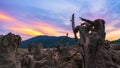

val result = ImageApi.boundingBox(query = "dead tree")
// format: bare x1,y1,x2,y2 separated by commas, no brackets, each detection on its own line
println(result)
72,15,106,68
80,17,106,45
71,14,86,68
71,14,78,43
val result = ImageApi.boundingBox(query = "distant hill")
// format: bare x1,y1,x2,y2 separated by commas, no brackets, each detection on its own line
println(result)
19,35,120,48
19,35,76,48
111,39,120,44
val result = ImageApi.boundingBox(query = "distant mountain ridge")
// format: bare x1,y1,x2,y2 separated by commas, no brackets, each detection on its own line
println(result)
111,39,120,44
19,35,120,48
19,35,76,48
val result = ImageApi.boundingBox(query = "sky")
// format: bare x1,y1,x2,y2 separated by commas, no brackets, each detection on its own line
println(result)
0,0,120,41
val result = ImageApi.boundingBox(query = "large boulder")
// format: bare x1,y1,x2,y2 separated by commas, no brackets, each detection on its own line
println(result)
0,33,21,68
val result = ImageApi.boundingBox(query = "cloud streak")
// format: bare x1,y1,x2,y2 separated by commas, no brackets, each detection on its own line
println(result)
0,0,120,41
0,11,70,40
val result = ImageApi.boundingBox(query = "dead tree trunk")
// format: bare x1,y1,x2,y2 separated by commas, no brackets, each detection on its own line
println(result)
72,15,106,68
71,13,78,42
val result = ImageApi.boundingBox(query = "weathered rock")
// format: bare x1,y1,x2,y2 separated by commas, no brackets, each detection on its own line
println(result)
110,44,120,50
18,43,120,68
95,45,118,68
0,33,21,68
108,48,120,67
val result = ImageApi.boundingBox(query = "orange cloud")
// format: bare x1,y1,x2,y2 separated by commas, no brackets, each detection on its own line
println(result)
33,22,67,36
106,28,120,41
7,26,43,36
105,19,120,41
0,11,68,39
0,11,44,37
0,12,18,22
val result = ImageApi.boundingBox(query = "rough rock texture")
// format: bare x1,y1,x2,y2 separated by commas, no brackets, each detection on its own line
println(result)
21,43,75,68
0,33,21,68
96,45,120,68
19,44,120,68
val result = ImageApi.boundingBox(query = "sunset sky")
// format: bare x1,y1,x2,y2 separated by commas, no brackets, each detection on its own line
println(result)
0,0,120,41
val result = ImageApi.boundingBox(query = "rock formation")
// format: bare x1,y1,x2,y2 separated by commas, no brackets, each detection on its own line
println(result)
0,33,21,68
